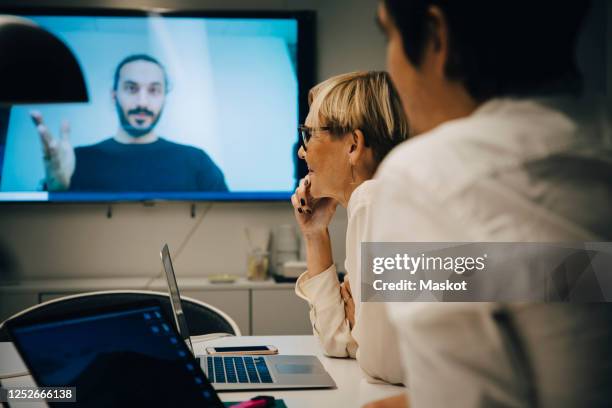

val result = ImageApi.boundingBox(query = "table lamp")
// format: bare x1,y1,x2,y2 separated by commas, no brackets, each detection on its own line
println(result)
0,15,88,105
0,15,88,288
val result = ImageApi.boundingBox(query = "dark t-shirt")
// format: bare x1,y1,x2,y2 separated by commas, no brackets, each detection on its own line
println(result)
69,138,228,192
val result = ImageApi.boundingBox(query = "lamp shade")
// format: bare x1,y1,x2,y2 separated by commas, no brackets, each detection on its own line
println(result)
0,15,88,105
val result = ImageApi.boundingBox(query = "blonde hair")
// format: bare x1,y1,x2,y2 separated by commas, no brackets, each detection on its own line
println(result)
306,71,410,166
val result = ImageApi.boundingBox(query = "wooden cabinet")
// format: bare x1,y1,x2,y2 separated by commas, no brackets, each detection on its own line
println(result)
252,288,312,335
182,289,250,335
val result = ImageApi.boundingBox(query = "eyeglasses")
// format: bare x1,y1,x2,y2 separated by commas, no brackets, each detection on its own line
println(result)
298,125,331,151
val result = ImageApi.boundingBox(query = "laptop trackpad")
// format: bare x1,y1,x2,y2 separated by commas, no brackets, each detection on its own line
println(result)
275,364,318,374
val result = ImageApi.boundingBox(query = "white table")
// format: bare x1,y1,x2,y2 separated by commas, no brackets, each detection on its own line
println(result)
1,336,405,407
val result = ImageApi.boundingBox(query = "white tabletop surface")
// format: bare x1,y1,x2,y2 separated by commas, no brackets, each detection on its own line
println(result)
1,335,406,407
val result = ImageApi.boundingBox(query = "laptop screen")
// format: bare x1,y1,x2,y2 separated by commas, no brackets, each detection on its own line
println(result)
9,303,223,407
161,244,193,349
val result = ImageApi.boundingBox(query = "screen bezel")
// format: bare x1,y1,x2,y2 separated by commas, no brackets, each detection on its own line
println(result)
161,243,193,351
0,6,315,203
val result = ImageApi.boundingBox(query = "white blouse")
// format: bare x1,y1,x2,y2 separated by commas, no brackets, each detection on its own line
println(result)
295,179,404,384
369,96,612,407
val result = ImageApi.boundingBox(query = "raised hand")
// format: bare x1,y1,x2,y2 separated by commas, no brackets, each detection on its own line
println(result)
291,175,337,278
31,111,75,191
291,175,338,237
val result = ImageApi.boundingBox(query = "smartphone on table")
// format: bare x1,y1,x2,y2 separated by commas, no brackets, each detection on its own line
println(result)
205,345,278,355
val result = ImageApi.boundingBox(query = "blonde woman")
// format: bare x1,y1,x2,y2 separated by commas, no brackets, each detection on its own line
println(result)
292,71,409,384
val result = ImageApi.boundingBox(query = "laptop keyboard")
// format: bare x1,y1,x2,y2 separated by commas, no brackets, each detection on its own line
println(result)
204,356,274,384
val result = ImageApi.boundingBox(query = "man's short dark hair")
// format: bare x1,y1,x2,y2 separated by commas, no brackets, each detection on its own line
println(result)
112,54,169,92
383,1,591,101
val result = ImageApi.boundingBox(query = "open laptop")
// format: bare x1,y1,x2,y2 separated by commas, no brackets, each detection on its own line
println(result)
5,300,225,407
160,244,336,391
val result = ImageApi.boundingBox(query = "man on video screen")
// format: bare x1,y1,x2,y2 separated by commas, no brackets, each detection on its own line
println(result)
31,54,228,192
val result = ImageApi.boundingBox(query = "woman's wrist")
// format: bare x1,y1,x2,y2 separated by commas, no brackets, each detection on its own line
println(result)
303,227,329,241
303,229,334,279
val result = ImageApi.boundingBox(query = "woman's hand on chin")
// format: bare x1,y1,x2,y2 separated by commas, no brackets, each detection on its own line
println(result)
291,176,338,239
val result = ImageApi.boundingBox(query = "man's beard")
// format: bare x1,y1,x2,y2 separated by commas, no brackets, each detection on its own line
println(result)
116,101,163,138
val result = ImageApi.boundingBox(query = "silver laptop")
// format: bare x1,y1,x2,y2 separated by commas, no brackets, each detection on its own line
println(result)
160,244,336,391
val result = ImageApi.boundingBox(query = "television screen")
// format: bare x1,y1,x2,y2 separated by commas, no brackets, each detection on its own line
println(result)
0,9,314,202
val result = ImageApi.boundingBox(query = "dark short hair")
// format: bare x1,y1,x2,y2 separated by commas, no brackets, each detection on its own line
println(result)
382,0,591,101
112,54,169,92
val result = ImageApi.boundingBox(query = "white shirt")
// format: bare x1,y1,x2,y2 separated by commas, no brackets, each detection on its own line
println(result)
295,179,404,384
368,96,612,407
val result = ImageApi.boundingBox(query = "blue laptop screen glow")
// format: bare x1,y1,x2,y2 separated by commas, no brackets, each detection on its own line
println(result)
11,305,222,407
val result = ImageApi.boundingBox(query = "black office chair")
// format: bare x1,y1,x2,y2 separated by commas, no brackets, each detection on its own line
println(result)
0,290,241,342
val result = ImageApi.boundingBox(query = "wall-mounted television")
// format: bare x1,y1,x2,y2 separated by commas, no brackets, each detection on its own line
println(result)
0,8,314,202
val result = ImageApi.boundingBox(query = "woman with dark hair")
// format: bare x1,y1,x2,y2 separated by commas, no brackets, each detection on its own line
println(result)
365,1,612,407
